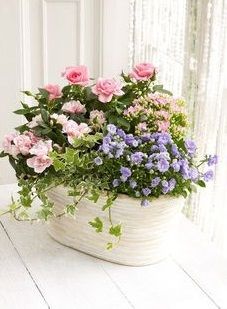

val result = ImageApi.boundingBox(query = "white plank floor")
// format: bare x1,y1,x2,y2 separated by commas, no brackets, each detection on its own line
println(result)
0,184,226,309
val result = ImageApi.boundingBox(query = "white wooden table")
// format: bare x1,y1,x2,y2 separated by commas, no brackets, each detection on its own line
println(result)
0,184,226,309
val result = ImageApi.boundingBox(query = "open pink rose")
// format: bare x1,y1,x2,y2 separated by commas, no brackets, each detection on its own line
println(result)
27,155,52,173
29,140,52,156
62,120,91,144
92,78,124,103
2,132,20,157
89,110,106,127
130,63,155,81
62,65,89,86
62,100,86,114
44,84,62,100
27,115,43,129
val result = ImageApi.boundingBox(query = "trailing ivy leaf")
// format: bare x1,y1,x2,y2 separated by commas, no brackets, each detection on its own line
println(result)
197,180,206,188
37,208,53,221
52,158,65,172
65,148,75,164
65,204,77,216
106,242,113,250
89,217,103,233
109,224,122,237
87,189,100,203
102,193,117,211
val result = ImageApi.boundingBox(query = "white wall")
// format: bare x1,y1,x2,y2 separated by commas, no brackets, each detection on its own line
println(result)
0,0,130,184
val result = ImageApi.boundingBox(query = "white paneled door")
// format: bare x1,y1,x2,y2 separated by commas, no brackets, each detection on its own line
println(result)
0,0,130,184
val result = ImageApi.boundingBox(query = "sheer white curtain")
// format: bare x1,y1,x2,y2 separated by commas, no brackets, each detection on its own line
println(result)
129,0,227,254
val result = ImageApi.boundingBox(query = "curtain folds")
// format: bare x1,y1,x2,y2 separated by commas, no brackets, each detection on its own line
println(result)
129,0,227,254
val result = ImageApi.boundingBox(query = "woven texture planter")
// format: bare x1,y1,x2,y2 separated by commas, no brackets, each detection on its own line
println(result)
47,186,184,266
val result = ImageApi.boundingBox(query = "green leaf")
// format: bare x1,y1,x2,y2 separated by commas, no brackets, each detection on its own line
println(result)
38,88,49,98
102,193,117,211
65,204,77,216
13,108,30,115
197,180,206,188
109,224,122,237
87,189,100,203
40,108,49,123
116,117,130,131
0,151,7,158
52,158,65,172
65,148,75,164
89,217,103,233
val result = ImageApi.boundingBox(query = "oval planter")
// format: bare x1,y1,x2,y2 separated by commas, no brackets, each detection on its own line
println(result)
47,186,184,266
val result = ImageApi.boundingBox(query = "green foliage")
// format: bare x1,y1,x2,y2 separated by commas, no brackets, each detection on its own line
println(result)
89,217,103,233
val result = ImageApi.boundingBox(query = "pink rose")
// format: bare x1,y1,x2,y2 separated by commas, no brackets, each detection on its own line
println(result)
62,120,91,144
62,101,86,114
51,114,68,126
44,84,62,100
2,132,20,157
24,131,40,144
89,110,106,127
13,134,33,155
62,65,89,86
130,63,155,81
27,155,52,173
29,140,52,156
92,78,124,103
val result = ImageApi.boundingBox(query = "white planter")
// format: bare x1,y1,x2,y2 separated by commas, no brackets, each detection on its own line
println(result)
47,186,184,266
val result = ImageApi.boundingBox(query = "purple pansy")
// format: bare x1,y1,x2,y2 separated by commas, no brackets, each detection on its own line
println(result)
129,179,137,189
141,199,150,207
107,124,116,134
185,139,196,155
157,158,169,172
142,187,151,196
151,177,161,187
208,155,218,166
203,170,214,182
131,152,144,165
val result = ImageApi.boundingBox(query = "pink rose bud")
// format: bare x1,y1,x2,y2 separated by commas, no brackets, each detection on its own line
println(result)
130,63,155,81
29,140,52,156
62,65,89,86
92,78,124,103
27,155,52,173
62,100,86,114
44,84,62,100
2,132,20,157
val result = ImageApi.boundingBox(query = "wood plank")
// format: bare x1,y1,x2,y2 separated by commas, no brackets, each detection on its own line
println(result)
98,258,218,309
173,216,227,309
0,222,48,309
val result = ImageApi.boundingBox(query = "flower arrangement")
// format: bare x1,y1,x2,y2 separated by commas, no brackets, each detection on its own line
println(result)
0,63,217,248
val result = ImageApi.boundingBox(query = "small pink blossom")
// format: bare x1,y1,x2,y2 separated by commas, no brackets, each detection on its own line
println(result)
157,120,170,132
24,131,40,144
62,120,91,144
62,65,89,86
27,115,43,128
51,114,68,126
130,63,155,81
2,132,20,157
62,101,86,114
92,78,124,103
27,155,52,173
44,84,62,100
29,140,52,156
156,110,170,120
89,110,106,127
137,122,148,132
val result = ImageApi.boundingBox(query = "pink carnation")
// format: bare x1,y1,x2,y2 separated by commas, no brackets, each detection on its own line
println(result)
2,132,20,157
27,155,52,173
130,63,155,81
13,134,33,155
62,101,86,114
89,110,106,127
27,115,43,128
92,78,124,103
29,140,52,156
62,120,91,144
62,65,89,86
51,114,68,126
44,84,62,100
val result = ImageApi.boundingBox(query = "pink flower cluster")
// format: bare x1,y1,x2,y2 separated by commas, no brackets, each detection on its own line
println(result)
62,120,91,144
2,132,52,173
51,114,68,126
92,78,124,103
62,100,86,114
